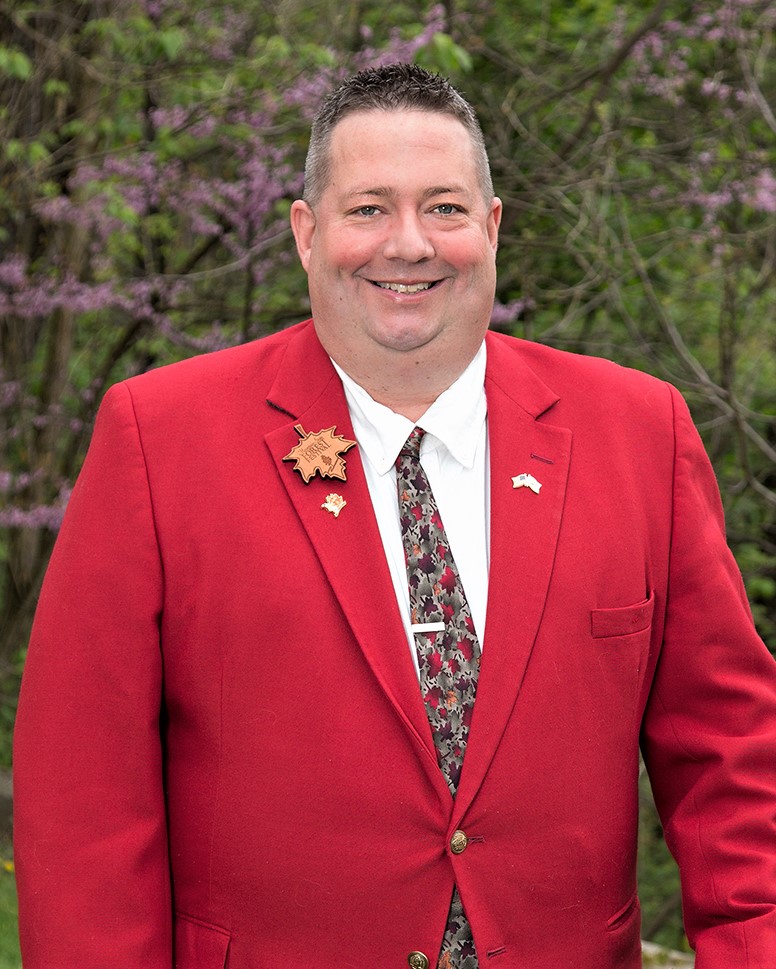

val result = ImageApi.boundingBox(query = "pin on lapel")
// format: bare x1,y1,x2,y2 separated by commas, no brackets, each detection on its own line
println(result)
321,493,347,517
512,472,542,494
283,424,357,483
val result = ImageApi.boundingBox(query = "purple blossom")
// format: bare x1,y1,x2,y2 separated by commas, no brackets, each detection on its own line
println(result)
680,166,776,222
357,8,447,70
745,170,776,213
490,298,536,327
0,255,28,288
144,0,167,19
0,380,20,409
150,105,192,131
0,272,134,320
701,78,732,101
0,502,69,531
0,470,43,495
284,71,342,117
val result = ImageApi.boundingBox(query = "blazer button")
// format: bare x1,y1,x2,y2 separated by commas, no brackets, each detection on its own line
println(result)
450,829,468,854
408,952,429,969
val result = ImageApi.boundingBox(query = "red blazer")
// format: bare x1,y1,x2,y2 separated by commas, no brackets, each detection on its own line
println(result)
14,321,776,969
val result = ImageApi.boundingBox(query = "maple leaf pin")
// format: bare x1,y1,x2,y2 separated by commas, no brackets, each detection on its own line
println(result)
283,424,357,484
321,493,347,517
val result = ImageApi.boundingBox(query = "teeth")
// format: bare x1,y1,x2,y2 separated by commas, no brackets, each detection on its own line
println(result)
376,282,432,294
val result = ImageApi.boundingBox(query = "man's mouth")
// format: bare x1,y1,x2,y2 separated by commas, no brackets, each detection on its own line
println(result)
372,281,437,294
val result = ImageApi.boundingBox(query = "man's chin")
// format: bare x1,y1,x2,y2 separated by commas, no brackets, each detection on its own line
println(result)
367,320,444,355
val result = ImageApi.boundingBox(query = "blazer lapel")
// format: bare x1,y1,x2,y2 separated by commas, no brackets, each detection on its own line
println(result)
456,334,572,813
263,324,447,799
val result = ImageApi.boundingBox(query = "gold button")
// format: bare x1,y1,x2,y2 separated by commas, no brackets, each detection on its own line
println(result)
450,829,468,854
408,952,429,969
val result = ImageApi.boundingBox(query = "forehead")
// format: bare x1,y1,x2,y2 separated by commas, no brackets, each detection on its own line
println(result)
326,109,480,191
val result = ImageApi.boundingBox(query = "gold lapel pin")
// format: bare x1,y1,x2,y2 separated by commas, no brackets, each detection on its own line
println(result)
512,472,542,494
283,424,357,484
321,493,347,517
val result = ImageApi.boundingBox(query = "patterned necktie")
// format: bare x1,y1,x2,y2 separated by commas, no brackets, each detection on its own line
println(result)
396,427,481,969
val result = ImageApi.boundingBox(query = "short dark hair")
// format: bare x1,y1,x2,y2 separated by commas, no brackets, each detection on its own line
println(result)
303,63,494,206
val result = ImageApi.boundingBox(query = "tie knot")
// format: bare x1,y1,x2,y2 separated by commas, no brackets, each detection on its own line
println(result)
398,426,425,463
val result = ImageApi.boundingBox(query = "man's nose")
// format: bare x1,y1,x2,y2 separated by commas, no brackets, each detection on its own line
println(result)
382,213,435,262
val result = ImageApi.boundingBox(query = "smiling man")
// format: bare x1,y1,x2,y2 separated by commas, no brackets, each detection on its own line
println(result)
13,64,776,969
291,106,501,419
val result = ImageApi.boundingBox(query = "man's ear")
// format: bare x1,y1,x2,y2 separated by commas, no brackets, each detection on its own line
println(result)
290,200,316,272
488,197,503,253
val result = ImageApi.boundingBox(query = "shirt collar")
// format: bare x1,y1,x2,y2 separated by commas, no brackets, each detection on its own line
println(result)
332,342,487,475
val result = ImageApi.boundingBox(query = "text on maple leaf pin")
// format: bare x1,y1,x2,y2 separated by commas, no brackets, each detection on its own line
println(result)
283,424,357,483
512,473,542,494
321,494,347,517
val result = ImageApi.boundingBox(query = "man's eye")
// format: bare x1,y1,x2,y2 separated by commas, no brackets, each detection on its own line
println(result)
433,203,460,215
354,205,379,217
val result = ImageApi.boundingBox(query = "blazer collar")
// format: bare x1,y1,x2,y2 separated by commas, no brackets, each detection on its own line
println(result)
265,320,341,420
484,330,560,419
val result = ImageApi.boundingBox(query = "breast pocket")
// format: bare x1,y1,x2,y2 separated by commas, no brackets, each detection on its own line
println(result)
588,590,656,726
591,591,655,639
174,913,231,969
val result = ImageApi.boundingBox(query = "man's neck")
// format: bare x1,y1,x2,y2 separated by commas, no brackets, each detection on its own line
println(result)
329,345,484,423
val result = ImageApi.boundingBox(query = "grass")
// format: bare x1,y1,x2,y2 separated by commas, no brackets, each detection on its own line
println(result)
0,850,20,969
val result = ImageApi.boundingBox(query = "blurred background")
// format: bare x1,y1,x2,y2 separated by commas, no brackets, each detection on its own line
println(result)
1,0,775,962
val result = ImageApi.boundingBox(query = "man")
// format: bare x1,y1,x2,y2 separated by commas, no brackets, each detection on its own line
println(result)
13,64,776,969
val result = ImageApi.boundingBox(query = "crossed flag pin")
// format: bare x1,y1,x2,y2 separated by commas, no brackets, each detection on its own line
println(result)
511,472,542,494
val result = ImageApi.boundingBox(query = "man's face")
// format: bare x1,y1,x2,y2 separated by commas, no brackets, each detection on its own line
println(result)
291,109,502,381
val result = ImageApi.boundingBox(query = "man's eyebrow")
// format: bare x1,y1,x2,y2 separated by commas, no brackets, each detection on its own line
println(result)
422,185,469,199
344,185,470,201
344,186,392,200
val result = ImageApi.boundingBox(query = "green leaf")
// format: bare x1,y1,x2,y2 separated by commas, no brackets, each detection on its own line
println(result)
0,46,33,80
416,33,473,76
43,78,70,98
157,28,187,62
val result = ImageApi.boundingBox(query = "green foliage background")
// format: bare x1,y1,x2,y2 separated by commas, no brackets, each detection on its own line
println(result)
2,0,775,958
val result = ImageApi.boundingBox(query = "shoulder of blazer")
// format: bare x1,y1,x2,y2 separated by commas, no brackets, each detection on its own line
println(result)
485,330,677,432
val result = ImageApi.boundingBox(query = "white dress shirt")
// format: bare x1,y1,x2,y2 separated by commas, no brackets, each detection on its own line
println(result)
332,345,490,676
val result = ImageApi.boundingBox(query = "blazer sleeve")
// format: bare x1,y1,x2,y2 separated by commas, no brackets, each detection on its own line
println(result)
13,382,171,969
641,386,776,968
